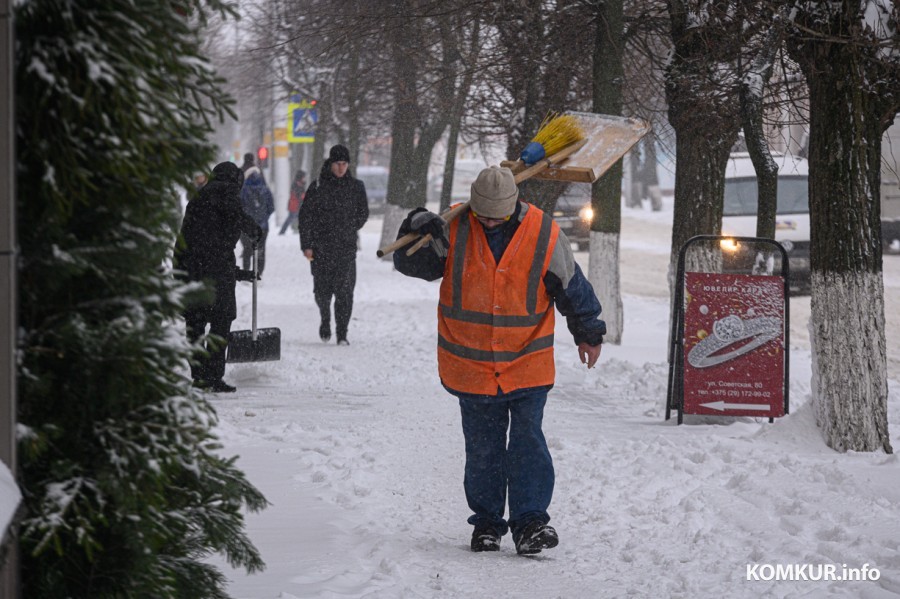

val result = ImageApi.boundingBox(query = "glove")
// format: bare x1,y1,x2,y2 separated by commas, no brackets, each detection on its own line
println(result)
398,208,449,257
398,207,426,236
251,225,263,247
400,208,447,240
235,268,260,282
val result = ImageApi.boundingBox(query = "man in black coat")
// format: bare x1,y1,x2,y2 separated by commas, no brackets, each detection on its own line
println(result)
175,161,262,392
298,144,369,345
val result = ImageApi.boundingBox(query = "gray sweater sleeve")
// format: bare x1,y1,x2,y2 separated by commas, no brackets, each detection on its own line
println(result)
543,230,606,345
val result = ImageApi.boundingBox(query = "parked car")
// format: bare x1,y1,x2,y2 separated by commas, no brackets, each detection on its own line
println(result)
551,183,593,251
356,165,389,214
719,152,811,293
881,116,900,253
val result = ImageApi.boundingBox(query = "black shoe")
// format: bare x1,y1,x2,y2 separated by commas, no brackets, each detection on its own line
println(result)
208,379,236,393
319,322,331,342
470,526,501,552
337,337,349,346
513,521,558,555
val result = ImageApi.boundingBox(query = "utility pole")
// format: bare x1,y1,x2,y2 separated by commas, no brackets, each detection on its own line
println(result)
273,101,290,224
0,0,20,595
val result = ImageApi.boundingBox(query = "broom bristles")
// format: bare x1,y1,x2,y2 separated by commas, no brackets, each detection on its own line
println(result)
531,113,584,156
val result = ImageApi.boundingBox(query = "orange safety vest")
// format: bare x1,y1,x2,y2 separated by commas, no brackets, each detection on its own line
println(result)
438,203,559,395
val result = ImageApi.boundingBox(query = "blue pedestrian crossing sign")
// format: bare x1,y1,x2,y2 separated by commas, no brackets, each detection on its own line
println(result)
288,97,317,143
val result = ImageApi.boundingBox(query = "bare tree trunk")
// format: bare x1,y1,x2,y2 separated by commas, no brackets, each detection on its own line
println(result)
639,137,663,211
438,15,479,214
440,110,462,214
589,0,624,343
310,91,330,179
669,131,733,275
739,15,783,240
346,37,362,166
802,54,892,453
379,33,419,253
664,0,741,290
498,0,545,201
378,7,461,253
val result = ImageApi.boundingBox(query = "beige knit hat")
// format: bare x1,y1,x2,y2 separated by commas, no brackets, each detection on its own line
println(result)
469,166,518,219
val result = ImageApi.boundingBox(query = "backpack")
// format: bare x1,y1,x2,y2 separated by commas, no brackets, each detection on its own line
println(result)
243,181,268,223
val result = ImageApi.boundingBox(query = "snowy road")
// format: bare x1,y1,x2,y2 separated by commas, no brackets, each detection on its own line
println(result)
208,203,900,599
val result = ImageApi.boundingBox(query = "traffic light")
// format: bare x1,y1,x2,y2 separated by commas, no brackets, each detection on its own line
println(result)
257,146,269,169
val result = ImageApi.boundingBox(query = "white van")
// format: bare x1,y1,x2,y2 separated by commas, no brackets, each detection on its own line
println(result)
720,152,810,292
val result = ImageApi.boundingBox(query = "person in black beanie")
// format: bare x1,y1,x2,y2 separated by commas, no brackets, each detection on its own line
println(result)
174,162,262,392
240,152,256,174
298,144,369,345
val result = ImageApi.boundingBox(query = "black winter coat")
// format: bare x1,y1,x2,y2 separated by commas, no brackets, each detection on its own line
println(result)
175,162,260,320
298,160,369,266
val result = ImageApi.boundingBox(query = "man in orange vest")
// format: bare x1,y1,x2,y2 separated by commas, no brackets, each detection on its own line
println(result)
393,166,605,555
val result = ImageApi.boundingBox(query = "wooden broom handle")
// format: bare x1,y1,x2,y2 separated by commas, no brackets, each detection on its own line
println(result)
377,138,588,257
376,201,471,258
499,158,526,174
512,138,587,183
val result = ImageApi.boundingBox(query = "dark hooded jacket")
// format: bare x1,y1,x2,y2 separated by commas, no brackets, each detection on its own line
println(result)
298,157,369,264
175,162,261,319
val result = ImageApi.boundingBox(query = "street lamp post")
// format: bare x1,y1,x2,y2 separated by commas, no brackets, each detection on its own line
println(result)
0,0,20,595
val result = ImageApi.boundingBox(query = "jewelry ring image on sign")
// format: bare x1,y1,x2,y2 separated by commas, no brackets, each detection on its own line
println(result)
687,315,782,369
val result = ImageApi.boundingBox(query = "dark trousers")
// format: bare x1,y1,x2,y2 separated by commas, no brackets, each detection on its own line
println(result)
312,259,356,340
241,228,269,275
184,309,232,382
278,211,298,235
458,390,554,537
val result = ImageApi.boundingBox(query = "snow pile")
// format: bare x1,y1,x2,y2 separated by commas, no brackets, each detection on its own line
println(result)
207,203,900,598
0,460,20,544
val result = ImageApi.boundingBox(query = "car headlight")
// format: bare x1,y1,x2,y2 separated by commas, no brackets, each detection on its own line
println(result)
580,206,594,222
720,238,740,252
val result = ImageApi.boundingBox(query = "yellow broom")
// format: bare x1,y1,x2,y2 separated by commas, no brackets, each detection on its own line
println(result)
502,112,585,173
376,112,587,258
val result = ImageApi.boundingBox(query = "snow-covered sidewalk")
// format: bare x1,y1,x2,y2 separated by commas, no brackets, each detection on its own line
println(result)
208,215,900,599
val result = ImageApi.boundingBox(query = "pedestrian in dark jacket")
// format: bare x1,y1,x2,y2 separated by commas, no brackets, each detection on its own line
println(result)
278,169,306,235
240,166,275,277
298,144,369,345
174,161,262,393
392,166,605,555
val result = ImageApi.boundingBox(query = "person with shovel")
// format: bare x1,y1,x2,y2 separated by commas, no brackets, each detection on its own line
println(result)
174,161,262,393
392,166,605,555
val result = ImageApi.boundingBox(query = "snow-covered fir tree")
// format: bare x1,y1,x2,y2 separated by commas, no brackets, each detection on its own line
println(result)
14,1,267,596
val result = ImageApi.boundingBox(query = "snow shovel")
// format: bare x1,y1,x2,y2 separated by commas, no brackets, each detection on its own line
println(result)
227,246,281,363
500,112,651,183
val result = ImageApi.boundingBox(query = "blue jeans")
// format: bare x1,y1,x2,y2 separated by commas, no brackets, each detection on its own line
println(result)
458,389,553,537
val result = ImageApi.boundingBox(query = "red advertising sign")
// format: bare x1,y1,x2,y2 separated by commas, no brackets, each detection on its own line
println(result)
682,272,785,418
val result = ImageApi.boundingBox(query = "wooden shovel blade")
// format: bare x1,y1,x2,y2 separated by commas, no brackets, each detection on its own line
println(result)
528,112,651,183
